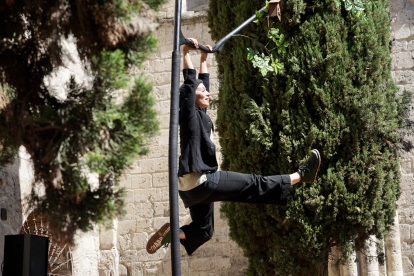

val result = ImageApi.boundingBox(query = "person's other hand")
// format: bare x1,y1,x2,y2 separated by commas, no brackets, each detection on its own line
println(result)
183,38,199,52
201,45,212,60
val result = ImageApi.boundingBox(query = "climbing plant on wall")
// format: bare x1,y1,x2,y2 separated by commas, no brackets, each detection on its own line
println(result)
208,0,401,275
0,0,162,245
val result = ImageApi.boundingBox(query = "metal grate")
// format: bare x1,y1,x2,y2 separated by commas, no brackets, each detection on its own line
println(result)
20,211,73,276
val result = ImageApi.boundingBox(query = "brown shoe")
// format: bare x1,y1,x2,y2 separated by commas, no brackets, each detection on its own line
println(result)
146,223,171,254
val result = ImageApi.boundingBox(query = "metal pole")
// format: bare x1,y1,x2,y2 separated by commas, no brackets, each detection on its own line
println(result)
169,0,182,274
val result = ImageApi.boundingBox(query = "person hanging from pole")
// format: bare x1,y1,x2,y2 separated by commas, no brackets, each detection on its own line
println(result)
146,38,321,256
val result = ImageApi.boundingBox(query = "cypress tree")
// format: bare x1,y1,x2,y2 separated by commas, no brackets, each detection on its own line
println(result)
208,0,401,274
0,0,162,245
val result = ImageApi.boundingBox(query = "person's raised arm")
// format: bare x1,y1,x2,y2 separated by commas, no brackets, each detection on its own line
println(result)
199,45,212,74
180,38,199,120
183,38,198,69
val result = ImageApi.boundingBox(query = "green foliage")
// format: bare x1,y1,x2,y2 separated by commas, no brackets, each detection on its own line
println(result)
246,4,288,77
208,0,401,274
0,0,162,244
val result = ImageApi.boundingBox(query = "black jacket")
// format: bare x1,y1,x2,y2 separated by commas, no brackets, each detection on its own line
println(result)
178,69,218,177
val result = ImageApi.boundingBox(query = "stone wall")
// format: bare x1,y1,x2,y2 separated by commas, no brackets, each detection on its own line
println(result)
390,0,414,274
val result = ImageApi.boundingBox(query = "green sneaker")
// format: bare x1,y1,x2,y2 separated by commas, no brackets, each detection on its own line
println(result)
298,149,321,184
146,223,171,254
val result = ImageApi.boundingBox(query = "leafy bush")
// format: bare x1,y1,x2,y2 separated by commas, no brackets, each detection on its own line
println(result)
208,0,401,274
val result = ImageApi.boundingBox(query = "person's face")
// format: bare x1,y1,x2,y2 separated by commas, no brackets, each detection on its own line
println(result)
195,83,210,108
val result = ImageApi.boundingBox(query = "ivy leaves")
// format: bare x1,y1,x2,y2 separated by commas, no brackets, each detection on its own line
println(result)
334,0,380,19
246,1,289,77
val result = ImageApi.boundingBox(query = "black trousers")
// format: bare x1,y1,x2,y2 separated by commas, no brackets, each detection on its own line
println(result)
179,171,291,255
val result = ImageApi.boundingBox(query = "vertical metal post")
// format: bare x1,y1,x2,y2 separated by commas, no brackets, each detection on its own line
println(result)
169,0,182,275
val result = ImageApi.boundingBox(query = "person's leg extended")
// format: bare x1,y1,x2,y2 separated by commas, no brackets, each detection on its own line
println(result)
204,149,321,204
205,171,292,205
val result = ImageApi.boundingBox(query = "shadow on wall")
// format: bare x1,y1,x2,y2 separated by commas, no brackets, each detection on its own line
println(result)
0,152,22,265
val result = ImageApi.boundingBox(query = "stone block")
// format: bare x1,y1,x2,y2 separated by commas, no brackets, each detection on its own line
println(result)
124,203,137,220
159,100,171,115
189,258,215,271
398,10,414,23
131,174,152,189
151,60,166,73
153,172,169,187
179,199,188,216
231,255,249,267
136,202,154,218
408,40,414,51
159,114,170,129
119,174,131,189
399,205,414,224
127,262,144,276
120,250,138,263
395,70,414,84
402,256,414,274
401,174,414,190
224,241,244,256
401,241,413,253
100,228,116,250
98,249,118,275
180,214,192,226
124,189,134,203
163,260,189,274
392,40,408,52
134,189,150,203
394,24,411,40
158,129,170,146
411,225,414,240
154,85,170,101
398,191,408,206
140,159,156,173
147,145,168,159
153,216,170,229
118,234,132,251
191,243,222,258
119,264,127,276
395,51,414,69
144,261,163,275
153,72,171,85
214,256,231,271
149,187,169,202
154,157,169,172
136,248,166,262
405,84,414,94
136,218,153,232
132,232,148,249
390,0,406,11
153,202,170,217
118,220,137,235
212,226,230,243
